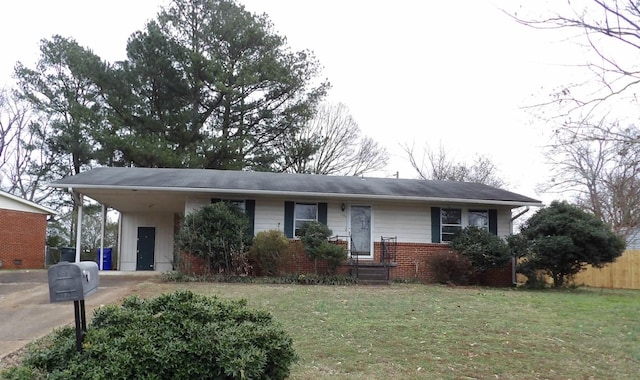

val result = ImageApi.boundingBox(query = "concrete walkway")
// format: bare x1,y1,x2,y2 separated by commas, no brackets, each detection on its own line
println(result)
0,269,161,359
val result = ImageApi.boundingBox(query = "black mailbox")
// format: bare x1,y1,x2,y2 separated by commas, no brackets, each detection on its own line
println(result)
48,261,100,303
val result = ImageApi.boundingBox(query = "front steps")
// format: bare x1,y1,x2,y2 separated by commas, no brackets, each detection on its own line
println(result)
350,262,394,285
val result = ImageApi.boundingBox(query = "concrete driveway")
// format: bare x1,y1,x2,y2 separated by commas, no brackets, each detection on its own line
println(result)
0,269,160,360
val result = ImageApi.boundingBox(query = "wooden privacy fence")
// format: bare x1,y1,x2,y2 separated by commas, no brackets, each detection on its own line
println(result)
573,250,640,289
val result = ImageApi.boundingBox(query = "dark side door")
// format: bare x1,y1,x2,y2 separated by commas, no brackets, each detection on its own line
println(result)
136,227,156,271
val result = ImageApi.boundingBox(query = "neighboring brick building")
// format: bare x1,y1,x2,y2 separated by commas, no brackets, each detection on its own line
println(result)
0,191,56,270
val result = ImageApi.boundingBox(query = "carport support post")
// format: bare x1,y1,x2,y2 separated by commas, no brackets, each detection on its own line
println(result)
99,204,105,270
73,192,84,263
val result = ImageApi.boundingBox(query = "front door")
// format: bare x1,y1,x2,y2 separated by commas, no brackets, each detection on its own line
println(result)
136,227,155,270
350,205,372,258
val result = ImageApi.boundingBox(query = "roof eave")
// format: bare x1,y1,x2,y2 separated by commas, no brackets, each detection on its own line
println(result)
52,184,544,208
0,191,58,215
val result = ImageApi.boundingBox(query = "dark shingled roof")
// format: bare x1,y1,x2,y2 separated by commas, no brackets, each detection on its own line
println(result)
51,167,542,206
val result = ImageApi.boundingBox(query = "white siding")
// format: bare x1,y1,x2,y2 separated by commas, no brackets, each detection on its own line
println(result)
0,195,49,214
251,200,514,242
327,202,348,237
184,196,210,214
372,202,431,243
624,228,640,249
497,208,513,237
254,199,285,234
119,212,175,271
253,199,348,237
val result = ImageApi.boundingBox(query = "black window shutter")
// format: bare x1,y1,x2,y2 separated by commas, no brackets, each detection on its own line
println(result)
284,201,294,238
318,202,328,225
245,200,256,237
431,207,441,243
489,209,498,235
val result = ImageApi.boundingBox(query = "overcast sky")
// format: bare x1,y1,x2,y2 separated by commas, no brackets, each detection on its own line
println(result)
0,0,586,205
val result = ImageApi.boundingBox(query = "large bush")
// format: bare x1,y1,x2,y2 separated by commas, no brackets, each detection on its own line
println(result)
512,201,626,287
175,202,251,273
449,226,511,273
249,230,290,276
299,221,347,274
3,291,297,380
428,251,473,285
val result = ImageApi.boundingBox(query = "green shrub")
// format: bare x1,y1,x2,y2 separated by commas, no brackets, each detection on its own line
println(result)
449,226,511,273
249,230,290,276
299,221,347,274
511,201,625,287
429,251,473,285
319,243,348,274
5,291,297,380
175,202,251,273
299,222,332,258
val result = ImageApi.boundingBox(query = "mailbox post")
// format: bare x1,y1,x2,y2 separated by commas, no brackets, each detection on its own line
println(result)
47,261,99,352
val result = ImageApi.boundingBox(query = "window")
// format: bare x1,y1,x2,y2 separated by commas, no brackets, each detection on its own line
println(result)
294,203,317,237
469,209,488,230
230,200,245,212
212,199,245,212
211,198,255,236
441,208,462,242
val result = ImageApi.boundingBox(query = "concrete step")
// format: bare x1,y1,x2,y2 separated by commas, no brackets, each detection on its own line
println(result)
353,265,390,285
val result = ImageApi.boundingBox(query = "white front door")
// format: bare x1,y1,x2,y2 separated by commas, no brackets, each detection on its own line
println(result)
350,205,372,259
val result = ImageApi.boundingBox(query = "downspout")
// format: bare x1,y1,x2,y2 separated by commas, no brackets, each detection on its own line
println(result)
509,207,530,286
511,207,530,223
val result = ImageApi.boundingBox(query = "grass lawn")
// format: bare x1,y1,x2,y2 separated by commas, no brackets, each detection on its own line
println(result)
123,282,640,379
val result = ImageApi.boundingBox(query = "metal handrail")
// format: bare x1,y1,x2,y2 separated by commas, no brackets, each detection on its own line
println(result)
380,236,397,281
380,236,397,264
329,235,357,278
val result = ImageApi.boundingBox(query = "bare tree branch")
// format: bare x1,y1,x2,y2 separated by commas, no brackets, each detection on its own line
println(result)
509,0,640,123
0,89,64,206
278,103,389,176
543,119,640,237
402,142,506,188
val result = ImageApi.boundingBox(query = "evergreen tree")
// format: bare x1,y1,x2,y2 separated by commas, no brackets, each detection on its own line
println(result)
513,201,625,287
95,0,328,169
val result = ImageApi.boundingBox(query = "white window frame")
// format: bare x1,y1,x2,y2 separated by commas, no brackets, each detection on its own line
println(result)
294,202,318,237
468,209,489,230
441,208,462,242
229,200,246,212
212,198,246,212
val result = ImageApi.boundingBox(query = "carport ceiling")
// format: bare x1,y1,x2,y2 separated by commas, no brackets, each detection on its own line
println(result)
77,189,186,213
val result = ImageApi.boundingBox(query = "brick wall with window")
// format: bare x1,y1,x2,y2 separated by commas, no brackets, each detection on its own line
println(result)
0,209,48,269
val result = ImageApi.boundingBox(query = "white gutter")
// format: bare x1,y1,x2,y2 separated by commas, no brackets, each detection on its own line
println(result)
51,184,543,208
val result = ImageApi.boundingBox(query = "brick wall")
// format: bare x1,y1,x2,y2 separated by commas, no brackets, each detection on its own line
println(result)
177,239,514,286
280,241,513,286
0,209,48,269
178,252,209,275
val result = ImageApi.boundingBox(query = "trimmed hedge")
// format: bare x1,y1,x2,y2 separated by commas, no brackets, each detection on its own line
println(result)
2,291,296,380
161,271,358,286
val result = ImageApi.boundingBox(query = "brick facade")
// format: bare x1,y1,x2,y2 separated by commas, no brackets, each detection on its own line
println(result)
179,239,514,286
0,209,48,269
